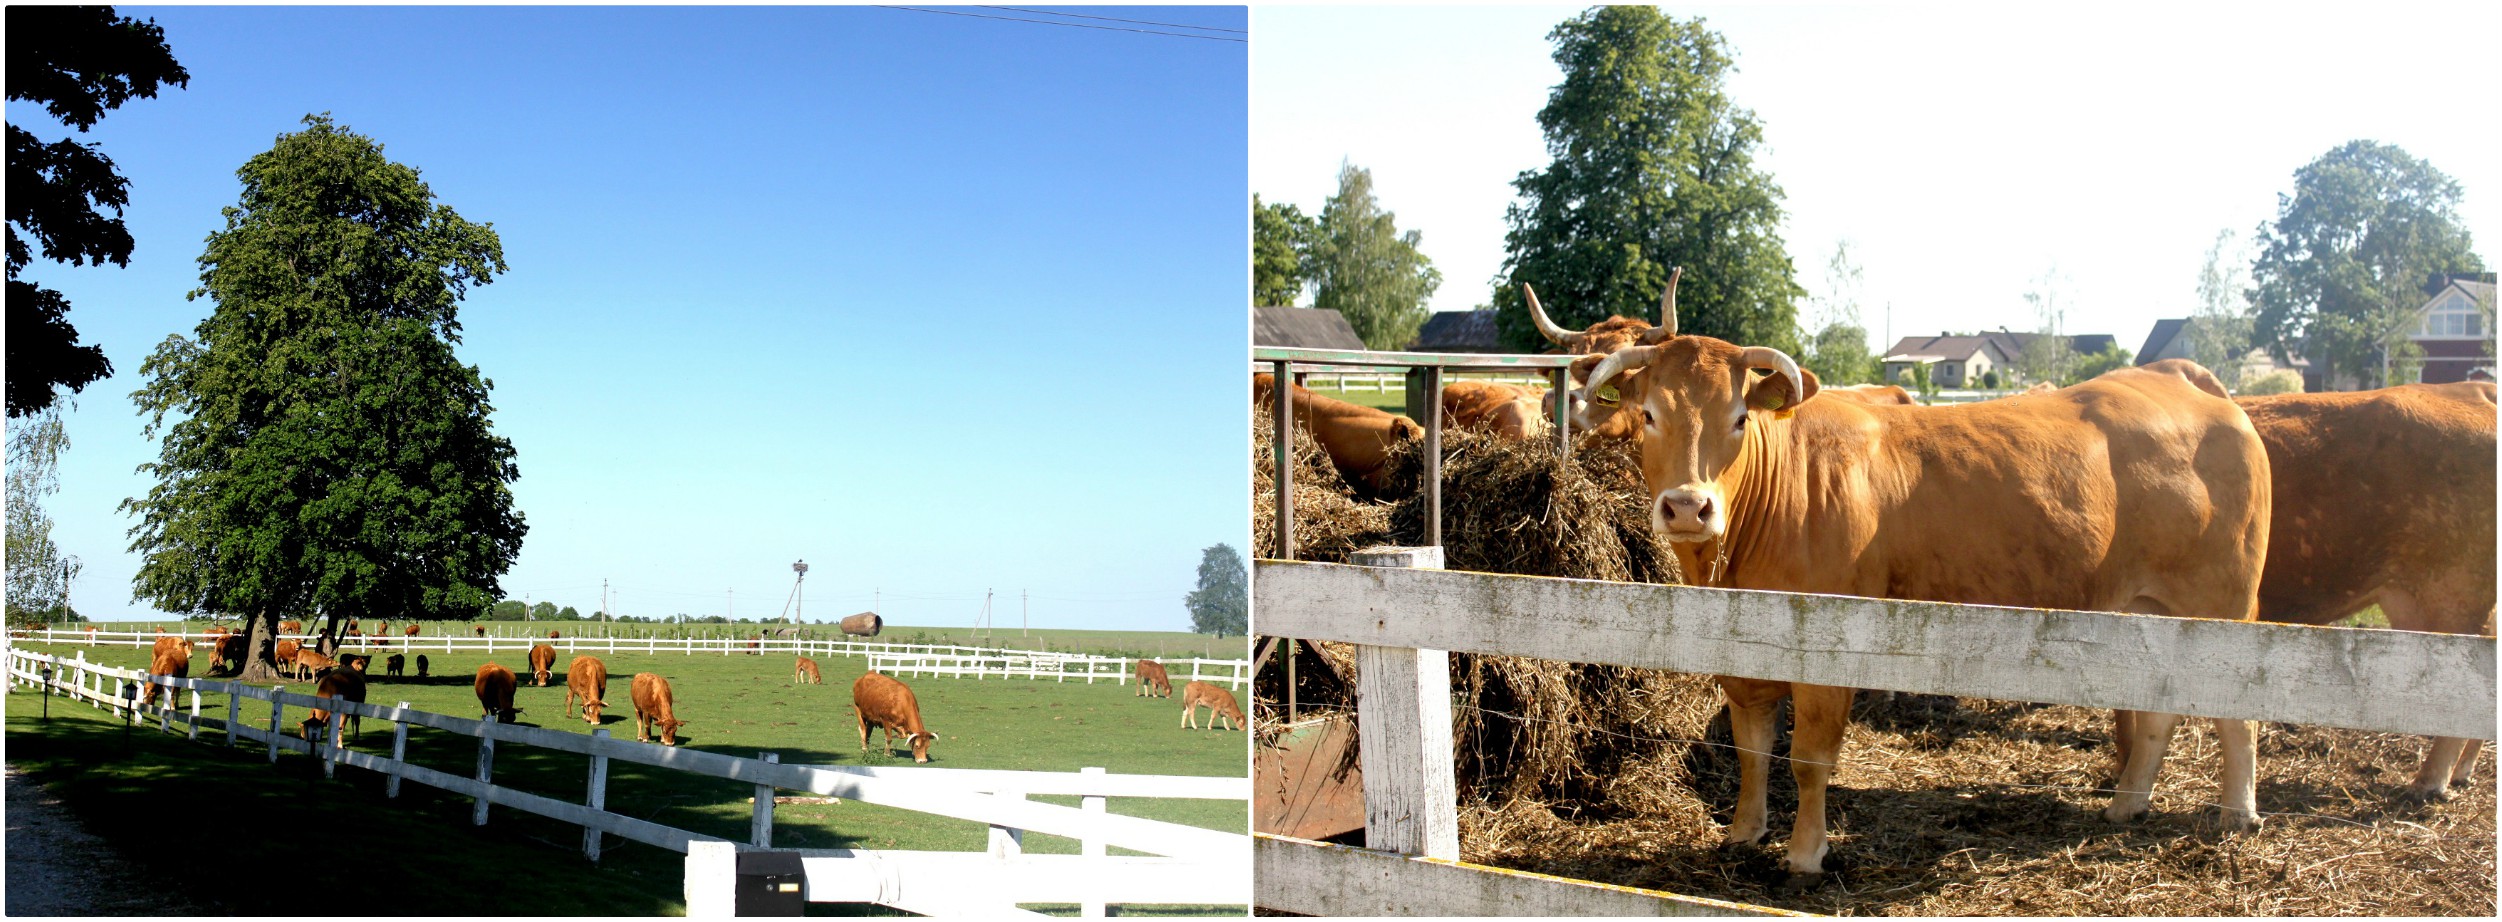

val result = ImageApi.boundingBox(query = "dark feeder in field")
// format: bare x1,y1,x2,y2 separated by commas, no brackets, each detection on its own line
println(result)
120,680,140,749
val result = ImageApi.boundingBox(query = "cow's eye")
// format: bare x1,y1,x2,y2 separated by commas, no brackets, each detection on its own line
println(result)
1736,415,1749,432
1641,408,1654,425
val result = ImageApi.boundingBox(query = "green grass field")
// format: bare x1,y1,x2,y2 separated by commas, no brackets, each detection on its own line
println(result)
6,640,1247,916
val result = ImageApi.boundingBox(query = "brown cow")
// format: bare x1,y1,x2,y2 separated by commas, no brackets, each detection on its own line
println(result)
1441,380,1550,441
338,653,370,673
474,663,523,723
473,625,487,637
851,672,935,762
1573,286,2270,878
1179,681,1243,731
274,639,303,679
404,624,421,638
1134,659,1172,698
1824,382,1918,405
1252,373,1424,494
209,633,248,676
794,656,823,685
548,630,561,639
372,622,388,637
294,648,339,680
527,643,557,687
630,673,686,745
385,653,405,677
2235,381,2497,799
143,636,190,707
298,666,368,742
415,654,430,678
277,619,302,634
566,656,610,724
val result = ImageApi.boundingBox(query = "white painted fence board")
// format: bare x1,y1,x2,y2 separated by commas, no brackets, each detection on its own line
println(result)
777,764,1245,863
1254,560,2496,740
790,764,1247,800
1254,835,1796,917
796,851,1248,905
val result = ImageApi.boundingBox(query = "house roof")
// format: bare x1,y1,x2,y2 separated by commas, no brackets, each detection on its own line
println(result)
1407,310,1503,352
1880,335,2004,364
2135,319,2188,364
1253,306,1368,351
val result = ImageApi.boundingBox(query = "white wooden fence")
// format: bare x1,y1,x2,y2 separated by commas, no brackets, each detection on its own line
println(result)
12,628,1249,689
1249,553,2498,917
3,646,1249,916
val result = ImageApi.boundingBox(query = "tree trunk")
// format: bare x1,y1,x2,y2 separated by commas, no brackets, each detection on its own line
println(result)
236,611,287,683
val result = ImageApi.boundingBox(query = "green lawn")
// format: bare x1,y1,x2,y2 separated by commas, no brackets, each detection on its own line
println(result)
6,642,1247,915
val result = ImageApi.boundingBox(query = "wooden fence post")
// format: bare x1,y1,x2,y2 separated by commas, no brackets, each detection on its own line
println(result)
187,688,201,741
325,703,344,780
389,702,412,799
685,840,738,916
1348,546,1459,861
988,790,1026,858
752,752,779,848
268,692,285,763
226,687,239,748
586,728,612,861
1081,766,1107,918
474,722,498,825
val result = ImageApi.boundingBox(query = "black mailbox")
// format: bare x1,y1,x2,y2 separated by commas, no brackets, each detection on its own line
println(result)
734,849,807,916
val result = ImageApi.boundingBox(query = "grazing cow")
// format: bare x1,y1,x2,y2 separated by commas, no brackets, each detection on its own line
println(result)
274,639,303,679
794,656,823,685
630,673,686,745
746,635,762,655
1441,380,1550,441
373,622,388,637
473,625,487,637
385,653,406,677
404,624,421,638
527,643,557,687
415,654,431,678
297,666,368,743
2234,381,2497,799
1253,373,1424,494
143,636,190,707
851,672,936,763
280,620,302,634
548,630,561,639
294,648,339,680
209,633,248,676
566,656,610,724
338,653,371,673
1179,681,1243,731
1572,286,2271,878
1134,659,1172,698
474,664,523,723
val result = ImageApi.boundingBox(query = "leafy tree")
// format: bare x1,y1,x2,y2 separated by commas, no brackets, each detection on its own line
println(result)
2015,266,2075,386
1309,163,1441,349
1253,193,1316,306
530,601,558,622
1492,6,1801,355
6,6,189,417
2239,369,2305,396
2251,141,2483,389
491,600,528,621
1184,543,1247,638
1797,242,1874,383
2188,229,2257,390
121,116,524,681
4,405,80,627
558,605,581,621
1980,370,2001,390
2063,342,2136,385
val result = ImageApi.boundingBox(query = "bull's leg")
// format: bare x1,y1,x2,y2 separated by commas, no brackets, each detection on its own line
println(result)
1784,683,1852,876
2110,709,2138,783
2212,715,2259,831
2380,586,2493,798
1716,677,1786,848
2104,709,2181,823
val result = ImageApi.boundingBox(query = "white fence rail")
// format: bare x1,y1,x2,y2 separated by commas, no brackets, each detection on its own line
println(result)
1249,556,2498,916
11,628,1249,689
4,646,1249,916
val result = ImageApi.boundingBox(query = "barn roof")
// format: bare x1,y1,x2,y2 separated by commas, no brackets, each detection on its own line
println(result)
1407,310,1503,352
1253,306,1368,351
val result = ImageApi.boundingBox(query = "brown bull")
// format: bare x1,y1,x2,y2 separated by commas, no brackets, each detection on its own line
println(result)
1253,373,1423,494
1575,286,2270,879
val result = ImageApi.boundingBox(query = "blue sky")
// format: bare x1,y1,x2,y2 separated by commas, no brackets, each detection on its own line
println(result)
15,5,1250,630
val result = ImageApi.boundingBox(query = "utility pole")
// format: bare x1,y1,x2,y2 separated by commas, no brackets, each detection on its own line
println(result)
1021,589,1028,637
603,578,610,622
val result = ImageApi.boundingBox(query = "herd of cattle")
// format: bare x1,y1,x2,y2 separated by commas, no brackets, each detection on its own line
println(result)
1264,269,2496,879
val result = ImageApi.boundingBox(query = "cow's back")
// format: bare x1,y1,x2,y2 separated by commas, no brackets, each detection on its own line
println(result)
2235,385,2496,628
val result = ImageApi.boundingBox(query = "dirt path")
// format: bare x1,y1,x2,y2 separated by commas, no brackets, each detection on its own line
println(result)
4,763,220,916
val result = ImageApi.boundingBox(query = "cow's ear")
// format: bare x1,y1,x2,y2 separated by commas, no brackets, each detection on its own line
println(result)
1746,367,1820,418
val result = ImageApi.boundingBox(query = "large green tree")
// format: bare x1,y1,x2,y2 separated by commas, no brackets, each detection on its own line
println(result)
2187,229,2256,391
5,406,81,627
1253,193,1315,307
1309,163,1441,350
1493,7,1801,355
2251,140,2483,389
1184,543,1246,638
6,5,189,417
123,116,524,677
1800,241,1875,384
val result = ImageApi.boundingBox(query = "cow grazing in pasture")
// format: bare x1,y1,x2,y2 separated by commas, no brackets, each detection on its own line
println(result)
385,654,405,677
1253,373,1424,495
1135,659,1172,697
1572,284,2272,879
294,648,339,680
794,656,823,685
548,630,561,639
404,624,421,638
143,636,190,707
274,640,303,679
2234,380,2497,799
1442,380,1550,441
415,655,430,678
473,625,487,637
527,643,557,687
475,664,523,723
630,673,686,745
566,656,610,725
338,653,371,673
209,633,248,676
851,672,936,763
373,622,388,637
297,666,368,742
1179,681,1243,731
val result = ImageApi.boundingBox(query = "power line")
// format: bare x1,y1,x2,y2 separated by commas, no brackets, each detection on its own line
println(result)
876,6,1245,43
978,6,1246,35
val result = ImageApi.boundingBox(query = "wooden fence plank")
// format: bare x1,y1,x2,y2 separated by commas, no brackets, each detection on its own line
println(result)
1253,834,1796,917
1348,547,1457,861
796,851,1247,906
1253,560,2496,740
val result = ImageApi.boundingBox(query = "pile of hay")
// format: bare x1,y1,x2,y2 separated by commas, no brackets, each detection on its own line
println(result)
1250,406,1393,564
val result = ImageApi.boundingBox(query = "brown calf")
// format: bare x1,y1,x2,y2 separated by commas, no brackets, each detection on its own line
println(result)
474,663,523,723
294,648,339,681
566,656,610,724
1180,681,1243,731
404,624,421,638
794,656,823,685
527,643,557,687
630,673,686,745
1134,659,1172,697
852,672,936,762
144,636,191,707
298,667,368,742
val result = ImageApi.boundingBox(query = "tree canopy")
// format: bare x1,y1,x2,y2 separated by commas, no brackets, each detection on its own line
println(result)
6,5,189,417
2250,140,2483,389
1492,7,1801,355
5,406,80,627
1309,163,1442,350
1184,543,1246,638
122,115,524,675
1253,193,1315,307
2187,229,2257,391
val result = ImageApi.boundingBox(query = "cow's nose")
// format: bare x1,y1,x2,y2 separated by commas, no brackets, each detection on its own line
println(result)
1661,492,1714,525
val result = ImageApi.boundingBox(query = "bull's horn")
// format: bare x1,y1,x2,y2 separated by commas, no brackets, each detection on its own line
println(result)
1658,267,1683,337
1522,284,1583,349
1579,344,1659,406
1739,346,1804,406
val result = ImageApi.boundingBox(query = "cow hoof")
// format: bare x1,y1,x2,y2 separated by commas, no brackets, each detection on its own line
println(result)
2395,784,2453,804
2101,803,2147,825
2207,810,2261,833
1719,828,1769,849
1778,872,1827,895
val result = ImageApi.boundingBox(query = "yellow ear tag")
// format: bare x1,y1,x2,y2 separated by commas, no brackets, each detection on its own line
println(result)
1765,394,1795,419
1595,384,1621,406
